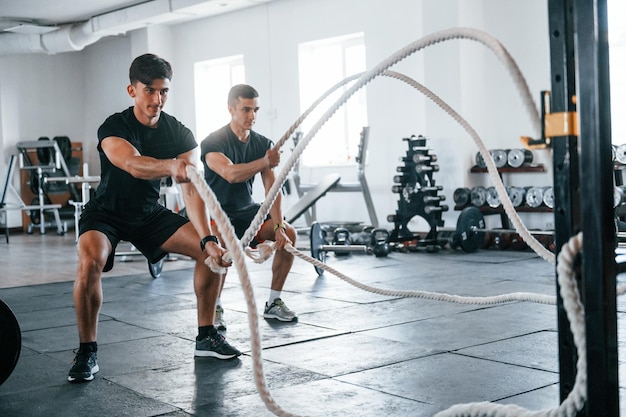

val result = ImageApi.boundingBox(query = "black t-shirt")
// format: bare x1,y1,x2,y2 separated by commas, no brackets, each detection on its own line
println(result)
200,124,272,216
88,107,196,219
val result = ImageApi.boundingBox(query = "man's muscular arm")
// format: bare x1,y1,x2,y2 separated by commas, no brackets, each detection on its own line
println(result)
101,136,192,183
205,148,280,184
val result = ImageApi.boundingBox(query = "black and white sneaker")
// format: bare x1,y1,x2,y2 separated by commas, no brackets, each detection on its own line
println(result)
195,332,241,359
68,348,99,382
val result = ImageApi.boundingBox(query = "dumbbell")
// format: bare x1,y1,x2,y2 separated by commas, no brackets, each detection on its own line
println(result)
507,149,533,168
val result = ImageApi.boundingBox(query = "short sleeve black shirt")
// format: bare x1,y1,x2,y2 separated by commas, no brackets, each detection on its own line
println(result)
88,107,196,219
200,124,272,216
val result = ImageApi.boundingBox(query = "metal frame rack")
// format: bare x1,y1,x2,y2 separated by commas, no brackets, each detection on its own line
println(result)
549,0,618,415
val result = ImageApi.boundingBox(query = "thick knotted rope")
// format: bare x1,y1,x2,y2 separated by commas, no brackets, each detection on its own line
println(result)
185,26,595,417
434,233,585,417
188,163,588,417
239,27,541,252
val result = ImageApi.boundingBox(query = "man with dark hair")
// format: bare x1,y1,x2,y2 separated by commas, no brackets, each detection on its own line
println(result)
68,53,241,383
200,84,298,329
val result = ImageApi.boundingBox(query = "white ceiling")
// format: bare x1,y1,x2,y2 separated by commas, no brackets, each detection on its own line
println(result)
0,0,273,30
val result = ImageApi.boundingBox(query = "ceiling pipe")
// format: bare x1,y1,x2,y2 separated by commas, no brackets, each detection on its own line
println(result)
41,21,102,54
0,20,101,55
0,0,264,56
0,32,45,55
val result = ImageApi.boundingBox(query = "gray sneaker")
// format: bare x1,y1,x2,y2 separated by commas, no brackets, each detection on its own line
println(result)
263,298,297,322
215,306,227,332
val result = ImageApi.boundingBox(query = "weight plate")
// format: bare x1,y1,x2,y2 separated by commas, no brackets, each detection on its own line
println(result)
453,187,471,207
148,258,164,279
525,187,544,208
616,144,626,164
456,206,486,253
470,186,487,207
491,149,508,168
486,186,501,208
36,136,52,165
508,187,526,207
507,149,533,168
53,136,72,166
543,187,554,209
310,222,327,276
475,151,486,168
0,299,21,386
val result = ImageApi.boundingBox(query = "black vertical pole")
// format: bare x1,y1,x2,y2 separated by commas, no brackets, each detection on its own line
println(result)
574,0,619,415
547,0,580,403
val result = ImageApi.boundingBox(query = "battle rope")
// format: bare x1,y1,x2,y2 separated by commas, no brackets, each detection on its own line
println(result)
285,243,555,305
434,233,586,417
188,164,588,417
185,26,599,417
186,166,297,417
239,27,541,250
380,70,555,264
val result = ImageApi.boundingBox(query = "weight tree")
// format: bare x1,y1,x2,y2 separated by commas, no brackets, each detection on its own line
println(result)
387,134,447,248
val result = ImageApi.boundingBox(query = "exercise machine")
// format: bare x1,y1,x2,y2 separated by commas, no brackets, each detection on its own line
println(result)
288,126,379,227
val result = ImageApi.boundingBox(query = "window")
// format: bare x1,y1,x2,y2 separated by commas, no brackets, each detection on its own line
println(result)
298,33,368,166
194,55,245,142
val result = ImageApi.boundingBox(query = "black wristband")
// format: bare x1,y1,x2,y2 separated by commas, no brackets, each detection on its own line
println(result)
200,235,219,251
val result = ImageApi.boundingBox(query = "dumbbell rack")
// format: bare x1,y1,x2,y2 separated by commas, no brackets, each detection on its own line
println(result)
458,161,551,230
387,135,446,249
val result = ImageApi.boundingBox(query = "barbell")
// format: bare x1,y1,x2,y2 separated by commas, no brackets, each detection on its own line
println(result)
309,222,391,275
439,206,555,253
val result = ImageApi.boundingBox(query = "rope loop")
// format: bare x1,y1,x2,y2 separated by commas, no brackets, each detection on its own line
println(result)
183,24,593,417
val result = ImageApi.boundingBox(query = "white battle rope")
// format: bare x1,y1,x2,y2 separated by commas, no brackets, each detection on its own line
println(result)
435,233,585,417
185,26,597,417
189,163,587,417
380,70,555,264
285,244,555,305
186,166,296,417
239,27,541,250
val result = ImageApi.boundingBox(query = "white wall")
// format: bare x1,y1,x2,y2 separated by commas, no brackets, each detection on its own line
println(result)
0,0,552,230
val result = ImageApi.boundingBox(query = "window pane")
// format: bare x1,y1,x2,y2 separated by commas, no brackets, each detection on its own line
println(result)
298,33,367,166
194,55,245,141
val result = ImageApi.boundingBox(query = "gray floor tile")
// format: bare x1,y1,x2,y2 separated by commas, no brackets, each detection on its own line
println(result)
0,232,619,416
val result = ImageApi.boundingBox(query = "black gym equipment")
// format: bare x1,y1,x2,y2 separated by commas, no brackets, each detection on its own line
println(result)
453,206,487,252
284,173,341,224
309,222,390,275
387,134,447,251
0,299,21,386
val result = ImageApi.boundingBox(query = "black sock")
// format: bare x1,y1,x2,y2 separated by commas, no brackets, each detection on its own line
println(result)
80,342,97,352
197,325,217,340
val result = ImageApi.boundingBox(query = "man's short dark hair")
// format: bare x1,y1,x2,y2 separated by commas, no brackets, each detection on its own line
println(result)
129,53,173,86
228,84,259,106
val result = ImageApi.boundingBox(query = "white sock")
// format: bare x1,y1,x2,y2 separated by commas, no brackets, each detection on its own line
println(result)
216,298,222,308
268,290,281,305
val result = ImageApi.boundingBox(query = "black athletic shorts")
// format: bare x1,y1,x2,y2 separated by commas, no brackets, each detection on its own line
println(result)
218,204,271,247
79,204,189,272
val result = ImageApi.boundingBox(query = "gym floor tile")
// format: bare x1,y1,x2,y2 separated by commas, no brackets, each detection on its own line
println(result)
189,378,437,417
0,232,622,416
337,352,558,409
